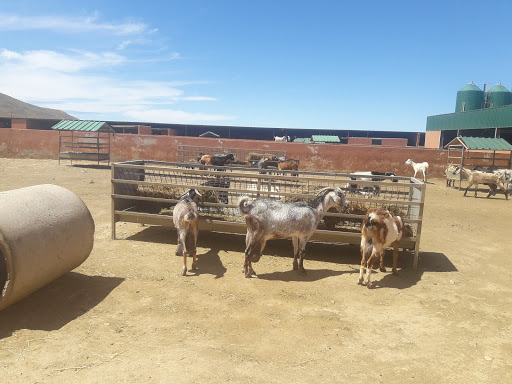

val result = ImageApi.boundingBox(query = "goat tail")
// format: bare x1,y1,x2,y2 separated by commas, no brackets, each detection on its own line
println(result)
238,195,251,214
185,212,197,222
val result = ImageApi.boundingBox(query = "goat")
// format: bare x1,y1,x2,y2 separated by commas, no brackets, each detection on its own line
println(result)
277,159,300,175
445,164,460,187
405,159,429,182
238,187,348,278
457,167,509,200
274,135,290,142
257,157,272,175
173,189,202,276
199,153,235,166
346,171,397,195
359,208,404,288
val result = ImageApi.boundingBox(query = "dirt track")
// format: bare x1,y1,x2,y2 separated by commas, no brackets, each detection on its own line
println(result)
0,158,511,383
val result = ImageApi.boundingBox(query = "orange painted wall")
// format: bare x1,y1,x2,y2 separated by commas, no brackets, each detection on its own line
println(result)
0,128,448,177
425,130,441,149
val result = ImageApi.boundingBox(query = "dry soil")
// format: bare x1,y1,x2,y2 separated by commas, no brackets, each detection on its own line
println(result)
0,158,511,383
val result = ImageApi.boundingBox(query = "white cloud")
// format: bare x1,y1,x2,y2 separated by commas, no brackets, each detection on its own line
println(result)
1,49,125,72
0,48,231,124
0,12,152,36
182,96,217,101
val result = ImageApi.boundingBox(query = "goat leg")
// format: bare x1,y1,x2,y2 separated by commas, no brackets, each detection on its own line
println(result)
379,251,386,272
292,237,299,271
298,247,306,273
392,243,399,274
365,252,379,288
191,224,198,270
243,256,256,278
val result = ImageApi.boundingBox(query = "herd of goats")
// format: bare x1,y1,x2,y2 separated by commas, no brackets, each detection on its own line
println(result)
171,152,511,287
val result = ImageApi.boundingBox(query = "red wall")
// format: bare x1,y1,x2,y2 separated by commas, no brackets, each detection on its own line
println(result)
0,128,448,177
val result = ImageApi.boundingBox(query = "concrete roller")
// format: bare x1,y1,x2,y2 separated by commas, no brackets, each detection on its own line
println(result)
0,184,95,311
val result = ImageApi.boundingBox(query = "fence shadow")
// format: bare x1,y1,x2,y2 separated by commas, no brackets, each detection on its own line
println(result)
0,272,124,339
69,163,111,170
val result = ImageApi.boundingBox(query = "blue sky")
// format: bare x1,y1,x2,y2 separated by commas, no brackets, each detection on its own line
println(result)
1,0,511,131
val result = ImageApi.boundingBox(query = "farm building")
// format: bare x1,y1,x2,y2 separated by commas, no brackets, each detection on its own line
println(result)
426,82,512,149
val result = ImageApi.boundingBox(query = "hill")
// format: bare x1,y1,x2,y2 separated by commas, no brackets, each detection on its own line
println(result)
0,92,76,120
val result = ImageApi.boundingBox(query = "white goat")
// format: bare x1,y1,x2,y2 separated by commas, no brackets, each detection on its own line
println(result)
405,159,429,182
274,135,290,142
173,189,202,275
238,187,348,278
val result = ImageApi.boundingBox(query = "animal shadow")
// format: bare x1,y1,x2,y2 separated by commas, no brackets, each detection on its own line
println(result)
368,250,457,289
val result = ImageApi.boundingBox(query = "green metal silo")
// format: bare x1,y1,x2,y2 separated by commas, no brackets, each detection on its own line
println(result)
455,82,484,112
487,83,511,108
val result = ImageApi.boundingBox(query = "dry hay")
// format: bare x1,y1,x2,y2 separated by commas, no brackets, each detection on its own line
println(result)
136,184,183,200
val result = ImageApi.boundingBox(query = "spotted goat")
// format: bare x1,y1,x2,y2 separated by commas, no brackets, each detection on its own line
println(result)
238,187,348,278
359,208,404,288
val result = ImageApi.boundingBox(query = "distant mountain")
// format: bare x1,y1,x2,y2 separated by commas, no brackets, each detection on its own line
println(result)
0,92,76,120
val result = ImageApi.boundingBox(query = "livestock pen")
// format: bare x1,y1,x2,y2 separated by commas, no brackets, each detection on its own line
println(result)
111,161,426,268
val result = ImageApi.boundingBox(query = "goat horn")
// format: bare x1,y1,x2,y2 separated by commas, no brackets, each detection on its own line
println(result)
315,186,336,195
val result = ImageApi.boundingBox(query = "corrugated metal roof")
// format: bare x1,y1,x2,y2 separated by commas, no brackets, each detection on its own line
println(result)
311,135,340,143
444,136,512,150
426,104,512,131
51,120,114,132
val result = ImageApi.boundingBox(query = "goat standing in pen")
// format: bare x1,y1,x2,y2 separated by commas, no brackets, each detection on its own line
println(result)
173,189,203,276
405,159,429,182
359,208,404,288
238,187,348,278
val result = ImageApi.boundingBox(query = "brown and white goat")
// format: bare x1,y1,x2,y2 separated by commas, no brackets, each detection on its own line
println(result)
359,208,404,288
173,189,202,276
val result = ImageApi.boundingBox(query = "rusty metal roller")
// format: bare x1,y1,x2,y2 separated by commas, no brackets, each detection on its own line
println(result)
0,184,95,311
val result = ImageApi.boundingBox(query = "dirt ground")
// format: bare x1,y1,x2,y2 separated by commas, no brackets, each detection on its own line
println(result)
0,158,511,383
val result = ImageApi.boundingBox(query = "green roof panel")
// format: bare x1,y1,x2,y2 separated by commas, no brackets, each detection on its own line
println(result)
51,120,114,132
445,136,512,150
311,135,340,142
460,136,512,150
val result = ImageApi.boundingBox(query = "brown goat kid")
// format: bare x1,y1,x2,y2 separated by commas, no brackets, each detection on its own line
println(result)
359,208,404,288
173,189,202,276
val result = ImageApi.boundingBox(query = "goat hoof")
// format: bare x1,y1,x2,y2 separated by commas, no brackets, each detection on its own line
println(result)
392,269,398,275
292,263,298,271
380,266,387,272
181,267,187,276
367,282,374,289
358,278,364,285
191,264,198,270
